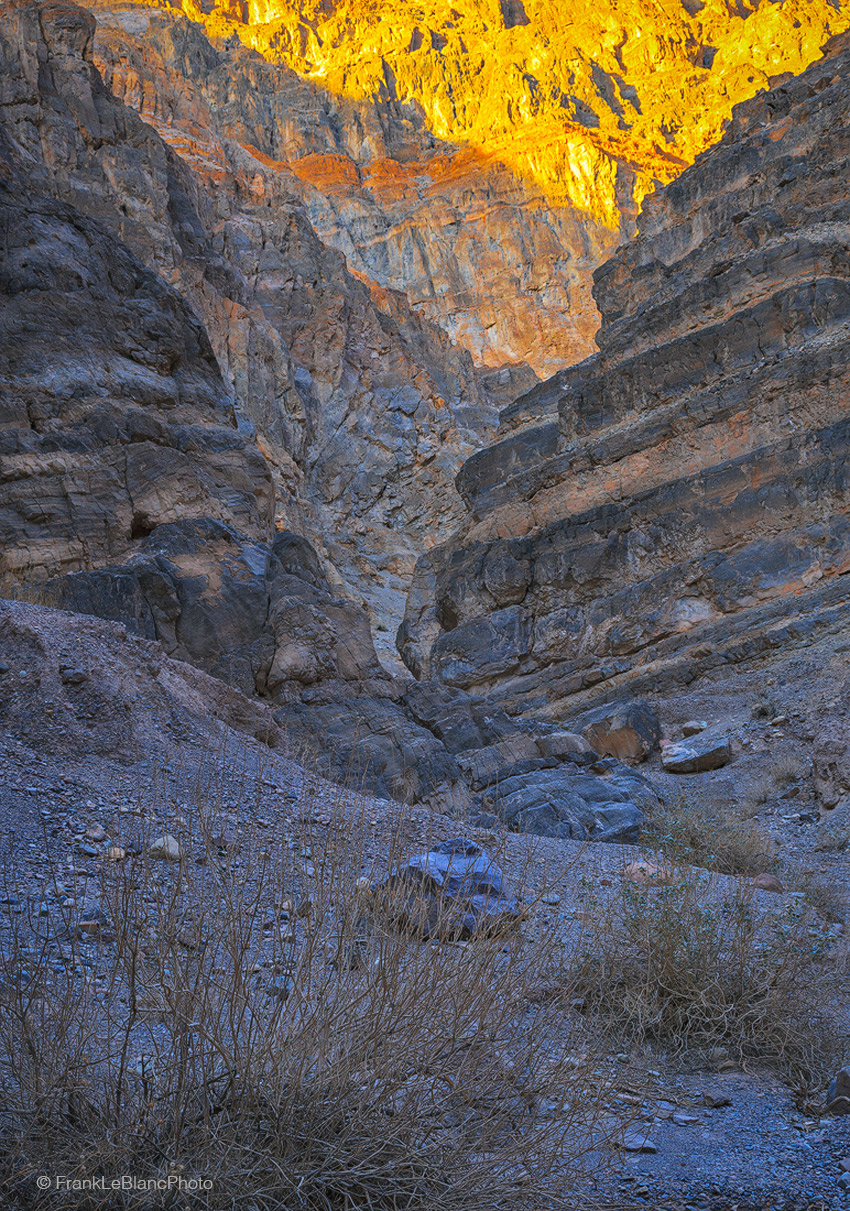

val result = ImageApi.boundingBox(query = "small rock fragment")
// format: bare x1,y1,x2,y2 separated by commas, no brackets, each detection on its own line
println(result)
623,858,675,884
148,834,182,862
620,1131,658,1153
662,734,732,774
60,666,87,685
827,1066,850,1113
265,978,293,1001
752,872,784,893
682,720,708,737
702,1091,732,1108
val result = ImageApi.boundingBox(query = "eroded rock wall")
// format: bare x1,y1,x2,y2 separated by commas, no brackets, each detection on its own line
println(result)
93,0,850,379
0,1,467,810
0,3,659,837
0,0,497,650
401,32,850,722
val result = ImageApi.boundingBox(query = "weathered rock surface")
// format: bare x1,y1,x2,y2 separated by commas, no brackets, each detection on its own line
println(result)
0,8,663,835
0,593,656,838
576,700,661,763
813,727,850,809
662,735,733,776
0,5,470,812
402,33,850,730
0,0,496,653
88,0,850,379
487,764,649,842
370,838,520,939
79,0,850,633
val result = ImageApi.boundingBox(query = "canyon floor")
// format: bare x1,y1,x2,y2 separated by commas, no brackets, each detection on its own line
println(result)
1,598,849,1209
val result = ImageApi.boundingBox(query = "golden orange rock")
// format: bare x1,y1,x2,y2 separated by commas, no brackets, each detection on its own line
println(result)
177,0,849,222
89,1,849,379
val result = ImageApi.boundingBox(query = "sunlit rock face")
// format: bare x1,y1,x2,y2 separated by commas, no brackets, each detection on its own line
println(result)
90,0,849,377
400,33,850,718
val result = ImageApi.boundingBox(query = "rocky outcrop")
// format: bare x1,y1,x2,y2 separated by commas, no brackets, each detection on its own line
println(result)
0,3,659,837
88,0,850,380
0,0,497,653
0,2,460,810
14,0,846,643
401,32,850,726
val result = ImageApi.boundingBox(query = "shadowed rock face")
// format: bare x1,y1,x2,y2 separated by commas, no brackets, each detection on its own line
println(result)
0,0,497,652
0,2,658,836
0,1,470,810
400,31,850,721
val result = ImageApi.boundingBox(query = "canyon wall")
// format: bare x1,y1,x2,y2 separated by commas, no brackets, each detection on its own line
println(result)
0,0,475,809
0,2,661,839
36,0,846,644
91,0,850,377
401,30,850,723
1,0,499,650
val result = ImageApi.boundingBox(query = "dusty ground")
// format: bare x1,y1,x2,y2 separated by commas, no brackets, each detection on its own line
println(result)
1,598,849,1208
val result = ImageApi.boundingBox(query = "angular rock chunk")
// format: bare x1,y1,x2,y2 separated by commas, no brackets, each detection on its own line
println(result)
148,834,182,862
662,734,732,774
535,730,591,759
492,767,649,842
827,1067,850,1114
372,838,520,939
576,700,661,763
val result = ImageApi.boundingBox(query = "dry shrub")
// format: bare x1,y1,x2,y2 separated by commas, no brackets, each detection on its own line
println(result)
814,824,850,854
773,753,802,788
0,756,606,1210
646,792,776,876
744,753,803,812
571,861,842,1098
798,870,849,924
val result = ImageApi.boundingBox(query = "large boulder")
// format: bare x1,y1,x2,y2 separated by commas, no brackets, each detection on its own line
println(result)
371,838,520,939
662,734,733,774
575,700,661,763
489,765,652,842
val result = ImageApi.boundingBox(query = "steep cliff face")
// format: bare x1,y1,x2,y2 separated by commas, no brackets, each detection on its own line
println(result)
0,1,498,649
0,1,479,811
401,31,850,721
88,0,850,379
43,0,846,642
0,3,661,837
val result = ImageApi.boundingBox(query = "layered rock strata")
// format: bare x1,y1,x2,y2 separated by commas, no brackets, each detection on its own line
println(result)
0,2,455,809
0,0,496,649
92,0,850,377
401,32,850,724
0,1,655,839
27,0,850,637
